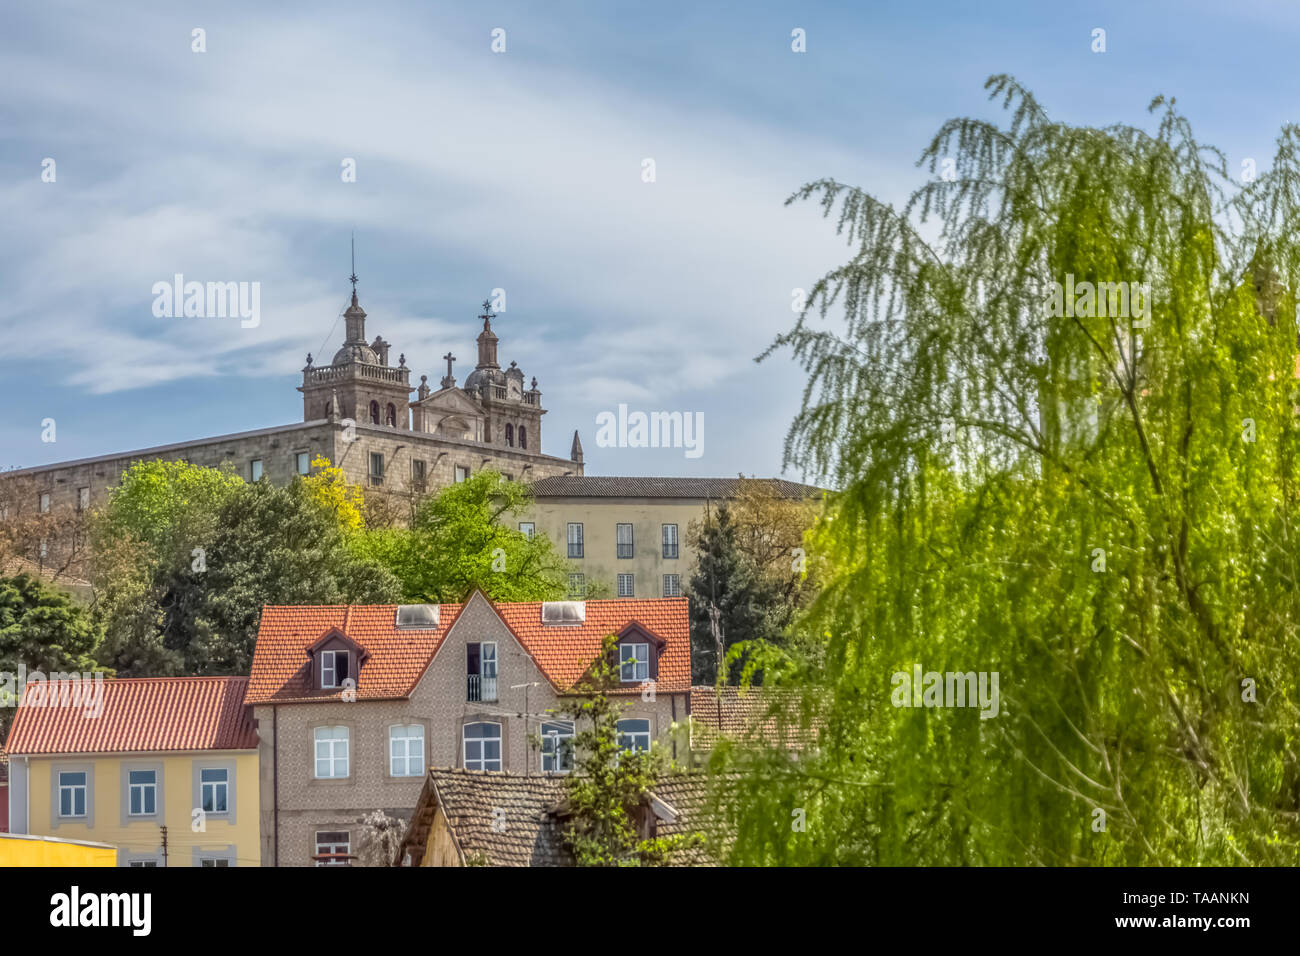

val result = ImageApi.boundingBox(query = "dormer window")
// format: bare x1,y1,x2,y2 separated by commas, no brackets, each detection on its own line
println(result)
322,650,350,689
619,643,649,683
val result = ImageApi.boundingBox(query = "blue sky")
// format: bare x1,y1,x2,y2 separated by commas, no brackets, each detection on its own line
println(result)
3,0,1299,480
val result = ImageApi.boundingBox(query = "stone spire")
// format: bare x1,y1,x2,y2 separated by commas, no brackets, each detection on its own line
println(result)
475,298,499,369
570,429,583,463
344,234,367,344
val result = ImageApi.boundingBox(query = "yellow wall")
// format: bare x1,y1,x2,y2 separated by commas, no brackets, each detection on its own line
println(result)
526,498,708,598
24,750,259,867
0,834,115,867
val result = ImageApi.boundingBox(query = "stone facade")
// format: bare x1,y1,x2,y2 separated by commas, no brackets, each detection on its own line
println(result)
2,288,584,578
251,593,690,867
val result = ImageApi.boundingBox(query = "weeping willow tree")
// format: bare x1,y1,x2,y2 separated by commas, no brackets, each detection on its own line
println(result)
710,75,1300,865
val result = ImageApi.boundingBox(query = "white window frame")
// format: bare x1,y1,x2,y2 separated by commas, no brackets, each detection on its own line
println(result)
567,522,584,558
568,573,585,598
463,721,502,771
617,718,652,753
315,830,351,867
455,464,470,483
314,726,350,779
369,452,385,481
250,458,263,482
58,771,88,818
617,573,635,598
620,642,649,682
518,521,535,540
663,574,681,597
296,451,310,475
321,649,348,689
200,767,229,814
616,523,634,559
540,720,575,773
389,724,425,777
128,769,157,817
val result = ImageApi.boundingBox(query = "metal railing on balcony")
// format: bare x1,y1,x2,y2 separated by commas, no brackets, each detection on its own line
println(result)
467,674,498,702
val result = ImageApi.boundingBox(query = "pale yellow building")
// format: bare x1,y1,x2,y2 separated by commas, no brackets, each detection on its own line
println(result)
4,676,260,867
524,476,821,599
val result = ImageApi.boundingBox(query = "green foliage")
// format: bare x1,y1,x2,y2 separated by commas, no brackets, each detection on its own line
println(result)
557,634,699,866
686,504,794,685
91,460,399,675
354,470,566,603
0,573,108,736
721,76,1300,865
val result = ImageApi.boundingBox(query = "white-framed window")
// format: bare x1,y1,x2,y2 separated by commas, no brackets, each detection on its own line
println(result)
568,573,585,598
321,649,349,689
315,830,350,867
620,642,649,682
314,726,350,778
663,574,681,597
250,459,263,482
39,492,50,514
467,643,498,702
540,720,575,773
128,769,157,816
518,521,535,540
463,721,502,771
617,573,635,598
616,523,634,559
567,522,584,558
389,724,425,777
77,487,90,511
455,464,470,483
200,857,231,867
617,718,651,753
58,771,87,818
662,523,679,559
296,451,310,475
200,768,228,813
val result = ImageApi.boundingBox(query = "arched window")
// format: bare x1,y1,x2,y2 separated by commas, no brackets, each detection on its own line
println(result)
386,403,396,427
505,424,514,447
519,426,527,449
369,401,380,425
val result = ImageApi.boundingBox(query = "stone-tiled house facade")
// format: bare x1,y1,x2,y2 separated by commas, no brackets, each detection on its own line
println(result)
245,593,692,867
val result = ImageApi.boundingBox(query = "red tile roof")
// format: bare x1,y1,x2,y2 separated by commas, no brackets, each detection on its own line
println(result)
4,676,258,755
246,596,691,705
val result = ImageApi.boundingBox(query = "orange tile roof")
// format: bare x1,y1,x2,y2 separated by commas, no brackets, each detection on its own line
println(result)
4,676,258,755
245,596,691,705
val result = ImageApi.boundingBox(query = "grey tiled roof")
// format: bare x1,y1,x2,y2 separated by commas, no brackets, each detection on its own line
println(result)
408,768,721,866
528,476,824,500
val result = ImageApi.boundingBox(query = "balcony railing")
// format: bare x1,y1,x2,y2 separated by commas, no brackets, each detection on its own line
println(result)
467,674,497,702
303,362,411,387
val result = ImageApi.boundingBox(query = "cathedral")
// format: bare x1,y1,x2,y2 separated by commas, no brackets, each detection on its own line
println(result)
3,283,585,548
300,288,546,455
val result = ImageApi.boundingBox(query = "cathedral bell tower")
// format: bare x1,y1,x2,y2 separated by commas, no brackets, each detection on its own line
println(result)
298,245,413,428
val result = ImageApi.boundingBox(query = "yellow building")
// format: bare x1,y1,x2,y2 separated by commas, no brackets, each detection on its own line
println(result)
4,676,260,867
525,476,821,599
0,832,116,866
